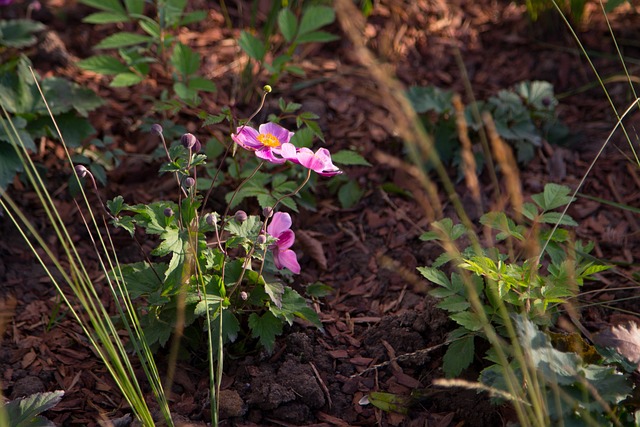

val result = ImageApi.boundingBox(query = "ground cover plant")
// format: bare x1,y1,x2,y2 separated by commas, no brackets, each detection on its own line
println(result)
2,0,640,426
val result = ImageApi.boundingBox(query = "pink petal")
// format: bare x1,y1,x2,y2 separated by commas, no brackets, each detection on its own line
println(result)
260,123,294,144
275,248,301,274
276,229,295,250
255,147,287,164
316,148,342,176
297,148,325,173
267,212,292,237
232,126,261,150
280,143,300,163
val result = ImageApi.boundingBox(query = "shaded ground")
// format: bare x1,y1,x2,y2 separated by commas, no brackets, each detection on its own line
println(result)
2,0,640,425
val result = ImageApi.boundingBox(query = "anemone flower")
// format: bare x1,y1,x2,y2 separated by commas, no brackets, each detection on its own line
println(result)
281,143,342,177
231,122,294,164
266,212,300,274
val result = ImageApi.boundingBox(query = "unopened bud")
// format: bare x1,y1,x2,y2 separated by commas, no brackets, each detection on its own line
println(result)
240,291,248,300
234,210,247,222
164,207,173,217
257,234,267,245
206,213,215,226
262,207,273,218
184,177,196,188
181,133,198,150
150,123,163,135
74,165,88,178
263,85,272,93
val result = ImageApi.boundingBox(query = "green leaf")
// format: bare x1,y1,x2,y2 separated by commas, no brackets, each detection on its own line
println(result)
338,180,364,209
443,334,474,377
278,8,298,43
117,262,167,298
520,202,538,221
437,295,470,312
187,77,216,93
248,311,283,353
296,30,339,44
124,0,144,15
417,266,451,289
4,390,64,427
264,281,285,308
54,114,96,148
331,150,371,166
270,287,322,329
107,195,125,215
450,311,483,332
0,19,46,48
79,0,126,14
538,212,578,227
138,19,161,38
238,31,265,61
82,11,130,24
170,43,200,78
95,32,152,49
42,77,104,117
531,183,574,211
77,55,129,75
110,72,144,87
407,85,454,114
306,282,333,298
0,139,23,192
178,10,208,26
367,391,411,415
298,5,335,36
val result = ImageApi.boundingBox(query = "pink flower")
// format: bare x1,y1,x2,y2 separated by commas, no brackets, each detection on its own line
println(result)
232,123,294,164
266,212,300,274
281,143,342,177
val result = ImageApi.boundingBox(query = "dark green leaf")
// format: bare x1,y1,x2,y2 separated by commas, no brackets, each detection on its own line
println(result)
5,390,64,427
331,150,371,166
79,0,126,14
298,5,335,35
338,180,364,209
296,30,339,44
170,43,200,78
0,19,45,48
77,55,129,75
443,334,474,377
187,77,216,93
278,8,298,43
270,287,321,329
238,31,265,61
248,311,282,353
95,33,152,49
532,183,574,211
110,72,144,87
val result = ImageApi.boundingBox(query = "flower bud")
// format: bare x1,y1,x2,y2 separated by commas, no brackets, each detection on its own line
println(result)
240,291,248,300
164,207,173,217
257,234,267,245
74,165,88,178
150,123,163,135
206,213,215,226
181,133,198,150
263,85,272,93
234,210,247,222
184,177,195,188
262,207,273,218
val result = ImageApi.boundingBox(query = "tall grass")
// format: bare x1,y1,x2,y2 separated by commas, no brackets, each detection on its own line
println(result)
0,71,174,426
335,0,638,425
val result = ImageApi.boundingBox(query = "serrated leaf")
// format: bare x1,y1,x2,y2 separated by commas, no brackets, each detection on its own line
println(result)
270,287,322,329
278,8,298,43
338,180,364,209
124,0,144,15
248,311,282,353
5,390,64,427
594,322,640,365
450,311,483,331
264,281,285,308
117,262,167,298
138,19,161,38
298,5,335,35
0,19,46,48
171,43,200,78
417,266,451,289
331,150,371,166
538,211,578,227
531,183,574,211
443,334,474,377
95,32,152,49
437,295,470,312
187,77,216,93
110,72,144,87
238,31,265,61
77,55,129,75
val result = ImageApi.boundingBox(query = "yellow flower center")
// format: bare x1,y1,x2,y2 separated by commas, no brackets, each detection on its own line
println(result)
257,133,280,148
